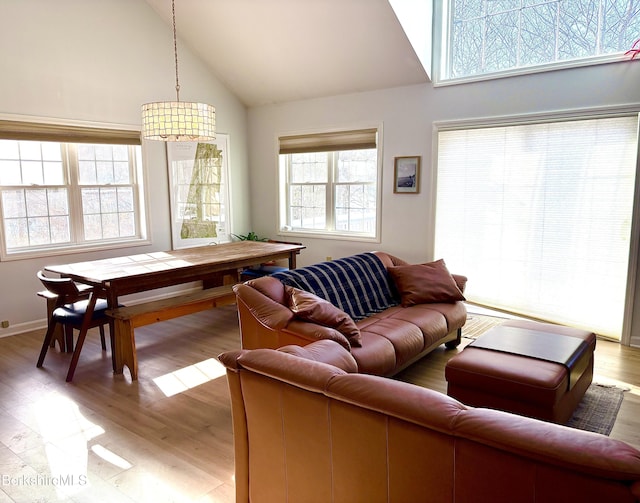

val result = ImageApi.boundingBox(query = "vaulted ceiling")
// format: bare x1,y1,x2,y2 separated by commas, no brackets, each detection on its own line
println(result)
143,0,429,107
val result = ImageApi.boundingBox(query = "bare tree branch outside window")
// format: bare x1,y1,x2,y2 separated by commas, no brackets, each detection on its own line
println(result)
449,0,640,79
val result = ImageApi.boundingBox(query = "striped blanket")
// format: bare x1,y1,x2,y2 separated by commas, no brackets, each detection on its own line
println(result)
272,252,398,320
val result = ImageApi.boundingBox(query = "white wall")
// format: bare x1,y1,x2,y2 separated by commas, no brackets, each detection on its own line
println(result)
248,87,431,265
248,61,640,345
0,0,249,335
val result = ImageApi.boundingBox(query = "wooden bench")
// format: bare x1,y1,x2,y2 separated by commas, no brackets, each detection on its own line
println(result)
106,285,237,380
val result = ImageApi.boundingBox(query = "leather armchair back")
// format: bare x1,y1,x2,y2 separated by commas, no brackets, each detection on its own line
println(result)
220,343,640,503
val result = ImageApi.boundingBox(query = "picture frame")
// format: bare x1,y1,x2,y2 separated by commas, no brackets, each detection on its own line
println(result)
393,156,420,194
167,133,231,249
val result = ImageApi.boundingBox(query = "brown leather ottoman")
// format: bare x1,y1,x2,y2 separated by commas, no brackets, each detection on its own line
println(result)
445,319,596,424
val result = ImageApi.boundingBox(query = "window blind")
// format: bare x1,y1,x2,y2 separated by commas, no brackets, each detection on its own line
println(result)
0,120,141,145
434,115,639,339
279,128,377,154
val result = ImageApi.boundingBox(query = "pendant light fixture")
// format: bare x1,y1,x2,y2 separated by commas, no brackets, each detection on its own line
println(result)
142,0,216,141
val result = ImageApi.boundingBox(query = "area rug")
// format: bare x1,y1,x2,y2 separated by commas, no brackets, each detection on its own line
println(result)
462,313,506,339
565,383,627,435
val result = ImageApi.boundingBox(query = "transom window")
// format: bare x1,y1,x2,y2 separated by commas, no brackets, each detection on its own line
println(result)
0,120,147,259
435,0,640,83
278,128,381,240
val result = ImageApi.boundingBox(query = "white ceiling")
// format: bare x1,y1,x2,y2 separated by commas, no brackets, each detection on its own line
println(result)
143,0,429,107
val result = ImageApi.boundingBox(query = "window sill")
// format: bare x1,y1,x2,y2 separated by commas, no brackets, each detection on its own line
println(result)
433,53,633,88
1,237,152,262
278,229,380,244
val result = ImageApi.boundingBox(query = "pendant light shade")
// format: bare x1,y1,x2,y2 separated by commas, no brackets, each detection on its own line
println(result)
142,101,215,141
142,0,216,142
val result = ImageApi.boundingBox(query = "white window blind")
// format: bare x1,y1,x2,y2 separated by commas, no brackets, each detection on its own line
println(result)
434,115,639,339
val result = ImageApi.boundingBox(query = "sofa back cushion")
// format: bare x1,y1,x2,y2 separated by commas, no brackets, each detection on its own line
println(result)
388,259,466,307
272,252,398,320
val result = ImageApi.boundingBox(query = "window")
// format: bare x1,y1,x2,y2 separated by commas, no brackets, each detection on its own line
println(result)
0,120,147,259
434,0,640,83
434,113,639,340
278,128,381,240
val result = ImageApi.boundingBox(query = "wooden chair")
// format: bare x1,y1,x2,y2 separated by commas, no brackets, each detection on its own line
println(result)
36,271,113,382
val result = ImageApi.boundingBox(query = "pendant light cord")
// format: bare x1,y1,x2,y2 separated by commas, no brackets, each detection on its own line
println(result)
171,0,180,101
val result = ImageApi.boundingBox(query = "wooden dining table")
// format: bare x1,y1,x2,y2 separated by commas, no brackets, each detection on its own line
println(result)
44,240,305,378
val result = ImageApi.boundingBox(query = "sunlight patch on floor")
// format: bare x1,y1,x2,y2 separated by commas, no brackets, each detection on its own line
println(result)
35,393,104,444
136,473,196,503
34,392,132,498
593,374,640,395
91,444,132,470
153,358,226,397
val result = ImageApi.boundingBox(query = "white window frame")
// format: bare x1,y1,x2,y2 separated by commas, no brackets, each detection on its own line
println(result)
277,126,383,242
0,116,149,261
433,0,640,86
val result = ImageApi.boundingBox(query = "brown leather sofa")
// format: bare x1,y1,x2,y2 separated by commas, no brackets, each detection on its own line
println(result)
219,341,640,503
233,251,467,376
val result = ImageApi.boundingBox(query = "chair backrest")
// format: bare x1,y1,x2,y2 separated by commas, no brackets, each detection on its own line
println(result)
37,270,83,303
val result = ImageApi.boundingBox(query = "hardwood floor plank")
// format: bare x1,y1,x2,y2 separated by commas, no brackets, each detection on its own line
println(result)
0,305,639,502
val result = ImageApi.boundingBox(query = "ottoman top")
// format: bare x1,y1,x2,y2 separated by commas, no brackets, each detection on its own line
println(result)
470,325,589,370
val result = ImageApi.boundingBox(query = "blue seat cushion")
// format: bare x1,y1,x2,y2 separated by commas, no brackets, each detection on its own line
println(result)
241,265,289,279
53,298,110,323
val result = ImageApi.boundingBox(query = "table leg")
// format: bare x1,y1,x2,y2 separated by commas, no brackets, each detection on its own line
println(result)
113,318,138,380
288,251,298,269
104,288,135,379
203,269,239,288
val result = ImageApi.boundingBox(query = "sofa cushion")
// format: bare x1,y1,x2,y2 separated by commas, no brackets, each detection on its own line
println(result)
388,259,466,307
384,306,451,349
286,286,362,347
412,302,468,333
358,317,425,368
349,332,397,376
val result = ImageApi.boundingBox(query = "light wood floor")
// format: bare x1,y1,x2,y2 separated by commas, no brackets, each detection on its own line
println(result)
1,305,640,502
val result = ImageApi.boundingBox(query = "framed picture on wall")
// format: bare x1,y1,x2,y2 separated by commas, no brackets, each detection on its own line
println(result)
393,156,420,194
166,133,231,249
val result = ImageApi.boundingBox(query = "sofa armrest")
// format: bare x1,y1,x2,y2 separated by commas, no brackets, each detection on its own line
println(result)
218,349,245,371
278,340,358,373
282,320,352,352
372,251,410,267
452,274,467,293
234,283,294,329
